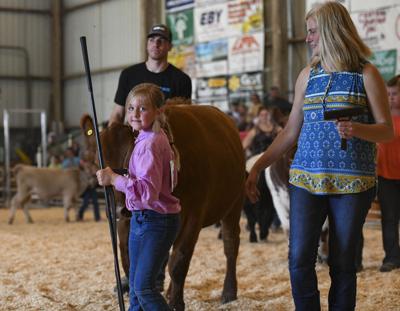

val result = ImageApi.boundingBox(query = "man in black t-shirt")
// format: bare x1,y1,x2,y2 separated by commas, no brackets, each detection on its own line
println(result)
109,24,192,125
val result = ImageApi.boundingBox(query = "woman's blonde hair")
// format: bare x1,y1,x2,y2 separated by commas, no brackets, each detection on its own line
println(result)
306,1,371,72
125,83,180,170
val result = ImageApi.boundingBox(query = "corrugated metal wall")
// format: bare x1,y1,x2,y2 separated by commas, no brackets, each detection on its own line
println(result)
0,0,52,128
63,0,145,127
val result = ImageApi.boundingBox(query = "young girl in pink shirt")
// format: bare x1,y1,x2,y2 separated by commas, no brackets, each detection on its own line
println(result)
97,83,180,311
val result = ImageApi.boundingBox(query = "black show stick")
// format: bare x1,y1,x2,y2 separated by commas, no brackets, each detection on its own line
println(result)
80,36,125,311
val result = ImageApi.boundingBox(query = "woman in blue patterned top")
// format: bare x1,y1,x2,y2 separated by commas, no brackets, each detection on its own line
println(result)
246,2,394,311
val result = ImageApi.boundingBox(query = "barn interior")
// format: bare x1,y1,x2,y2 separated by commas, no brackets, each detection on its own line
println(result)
0,0,399,310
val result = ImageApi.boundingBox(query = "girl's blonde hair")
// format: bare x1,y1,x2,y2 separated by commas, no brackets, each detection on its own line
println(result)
306,1,371,72
125,83,181,170
126,82,164,111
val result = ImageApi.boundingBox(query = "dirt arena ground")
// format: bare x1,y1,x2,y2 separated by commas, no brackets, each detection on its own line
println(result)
1,207,399,310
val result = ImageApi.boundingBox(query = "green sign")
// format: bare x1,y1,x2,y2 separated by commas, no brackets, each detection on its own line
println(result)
370,49,397,81
167,9,194,46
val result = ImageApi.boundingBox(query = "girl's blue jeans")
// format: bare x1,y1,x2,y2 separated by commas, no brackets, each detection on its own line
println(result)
128,209,180,311
288,185,375,311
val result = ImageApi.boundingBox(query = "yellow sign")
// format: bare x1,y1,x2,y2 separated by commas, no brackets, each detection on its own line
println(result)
229,75,240,92
208,78,226,88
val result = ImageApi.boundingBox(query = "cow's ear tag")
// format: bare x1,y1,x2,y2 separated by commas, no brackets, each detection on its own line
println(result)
87,129,93,136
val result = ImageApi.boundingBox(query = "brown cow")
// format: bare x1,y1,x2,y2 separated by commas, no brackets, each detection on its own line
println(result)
8,165,89,224
81,103,246,310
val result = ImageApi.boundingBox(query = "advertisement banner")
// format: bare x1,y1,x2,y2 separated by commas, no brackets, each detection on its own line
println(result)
168,45,196,78
227,0,263,35
228,71,263,93
195,39,228,77
195,0,226,7
167,9,194,46
195,3,229,42
306,0,349,13
351,0,399,12
228,71,263,105
228,32,264,74
196,76,228,100
352,6,400,75
196,39,228,62
166,0,194,12
370,49,397,81
196,60,228,78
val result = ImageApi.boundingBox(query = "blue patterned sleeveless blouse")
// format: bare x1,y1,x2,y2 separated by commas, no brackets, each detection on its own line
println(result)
289,64,376,194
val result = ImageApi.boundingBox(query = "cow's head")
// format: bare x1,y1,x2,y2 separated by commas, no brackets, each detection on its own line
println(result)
80,114,136,170
80,114,137,207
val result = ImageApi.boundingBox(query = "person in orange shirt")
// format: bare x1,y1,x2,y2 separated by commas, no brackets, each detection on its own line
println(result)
377,74,400,272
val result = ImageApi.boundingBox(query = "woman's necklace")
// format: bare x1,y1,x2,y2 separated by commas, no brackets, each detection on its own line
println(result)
321,73,333,111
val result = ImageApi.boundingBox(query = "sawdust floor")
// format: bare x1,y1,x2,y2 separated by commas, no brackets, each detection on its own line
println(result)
0,207,399,310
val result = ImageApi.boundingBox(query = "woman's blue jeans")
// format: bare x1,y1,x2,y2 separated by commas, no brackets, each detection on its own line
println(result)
288,185,375,311
128,210,180,311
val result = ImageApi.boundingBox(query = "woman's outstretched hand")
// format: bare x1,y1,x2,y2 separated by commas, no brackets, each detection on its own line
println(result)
245,169,260,203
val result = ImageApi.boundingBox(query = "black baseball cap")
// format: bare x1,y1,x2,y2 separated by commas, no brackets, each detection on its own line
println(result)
147,24,172,42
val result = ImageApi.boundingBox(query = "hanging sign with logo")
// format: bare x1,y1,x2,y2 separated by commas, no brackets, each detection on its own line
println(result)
228,32,264,74
167,9,194,46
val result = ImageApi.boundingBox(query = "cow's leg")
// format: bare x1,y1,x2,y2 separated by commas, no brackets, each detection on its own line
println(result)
265,168,290,235
63,196,74,222
220,195,242,304
167,217,202,311
8,196,19,225
318,219,329,264
22,198,34,224
8,193,32,224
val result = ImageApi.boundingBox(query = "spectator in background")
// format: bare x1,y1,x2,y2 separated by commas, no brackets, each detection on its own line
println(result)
377,74,400,272
61,147,80,169
265,86,292,114
70,140,81,157
247,92,263,124
243,107,282,158
242,106,282,242
48,154,62,169
228,101,250,133
77,150,101,222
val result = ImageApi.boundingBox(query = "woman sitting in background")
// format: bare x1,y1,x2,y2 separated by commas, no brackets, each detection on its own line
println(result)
242,106,282,242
